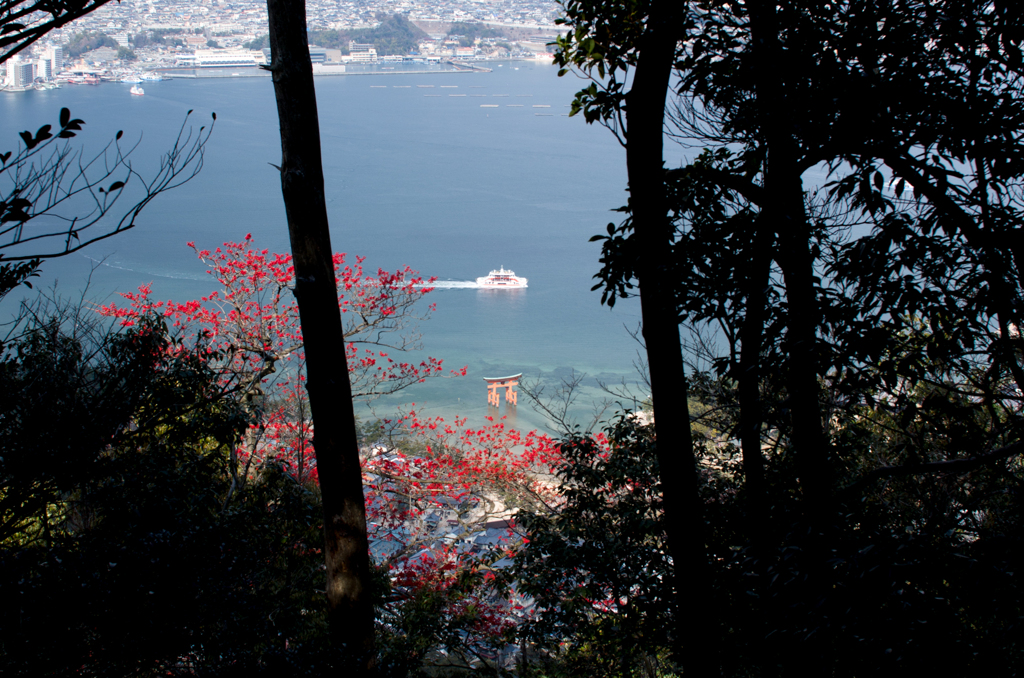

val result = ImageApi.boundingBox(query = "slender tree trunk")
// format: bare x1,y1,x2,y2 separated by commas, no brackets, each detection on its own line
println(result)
626,2,719,675
738,220,771,516
746,5,832,673
747,1,830,509
729,193,775,678
774,195,831,505
265,0,374,667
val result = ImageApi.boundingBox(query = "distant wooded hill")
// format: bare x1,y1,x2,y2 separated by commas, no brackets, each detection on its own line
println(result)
314,14,427,55
66,31,118,57
245,14,429,56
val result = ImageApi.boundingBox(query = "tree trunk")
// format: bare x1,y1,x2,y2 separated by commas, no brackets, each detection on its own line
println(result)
265,0,374,667
738,219,771,518
747,0,831,510
626,2,719,675
746,4,833,673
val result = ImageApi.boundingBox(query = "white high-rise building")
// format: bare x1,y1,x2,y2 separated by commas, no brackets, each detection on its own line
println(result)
18,60,35,86
47,45,63,74
37,57,52,81
7,56,34,87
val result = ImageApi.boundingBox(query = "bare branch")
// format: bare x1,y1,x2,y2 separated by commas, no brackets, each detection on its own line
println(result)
1,109,215,261
0,0,116,63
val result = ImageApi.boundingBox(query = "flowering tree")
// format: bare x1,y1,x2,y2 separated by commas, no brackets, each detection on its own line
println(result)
100,236,464,494
101,235,452,399
100,237,566,667
367,411,562,530
363,410,566,670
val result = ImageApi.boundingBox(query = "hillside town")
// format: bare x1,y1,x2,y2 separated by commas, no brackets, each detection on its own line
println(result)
1,0,563,89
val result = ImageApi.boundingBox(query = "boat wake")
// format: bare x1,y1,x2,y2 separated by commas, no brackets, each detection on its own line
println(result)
418,275,528,290
82,254,207,281
418,280,484,289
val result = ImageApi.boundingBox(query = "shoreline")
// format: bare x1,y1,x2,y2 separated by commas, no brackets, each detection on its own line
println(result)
157,67,487,79
2,58,550,90
155,59,535,79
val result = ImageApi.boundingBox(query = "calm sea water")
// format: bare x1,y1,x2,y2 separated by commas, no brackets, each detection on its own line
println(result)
1,63,654,432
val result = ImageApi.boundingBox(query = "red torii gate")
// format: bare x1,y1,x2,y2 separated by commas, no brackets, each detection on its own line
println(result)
484,373,521,407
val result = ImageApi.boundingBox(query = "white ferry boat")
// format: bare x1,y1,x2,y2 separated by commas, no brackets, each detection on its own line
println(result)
129,85,144,96
477,267,528,288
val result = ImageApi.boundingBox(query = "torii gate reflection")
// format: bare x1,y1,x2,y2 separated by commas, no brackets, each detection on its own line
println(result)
483,373,522,407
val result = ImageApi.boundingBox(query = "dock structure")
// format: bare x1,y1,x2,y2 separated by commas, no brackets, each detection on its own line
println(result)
484,374,522,407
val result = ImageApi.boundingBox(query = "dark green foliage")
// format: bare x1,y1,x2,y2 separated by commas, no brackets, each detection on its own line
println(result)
529,6,1024,662
310,14,427,56
243,34,269,51
132,32,155,48
375,564,501,677
0,258,39,303
0,303,503,675
691,378,1024,676
0,312,335,675
510,401,1024,676
510,417,674,676
447,22,505,46
116,45,136,61
66,31,119,57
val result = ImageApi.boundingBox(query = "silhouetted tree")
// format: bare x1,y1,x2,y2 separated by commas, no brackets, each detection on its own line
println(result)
264,0,374,668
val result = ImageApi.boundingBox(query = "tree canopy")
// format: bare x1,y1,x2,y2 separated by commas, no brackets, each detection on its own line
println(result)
550,0,1024,674
309,14,428,56
65,30,119,58
0,0,115,62
5,0,1024,675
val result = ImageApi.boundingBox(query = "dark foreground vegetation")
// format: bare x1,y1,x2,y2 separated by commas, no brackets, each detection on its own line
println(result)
3,0,1024,676
2,305,1019,676
548,0,1024,675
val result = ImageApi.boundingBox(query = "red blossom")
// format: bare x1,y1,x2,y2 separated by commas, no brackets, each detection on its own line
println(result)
97,236,584,648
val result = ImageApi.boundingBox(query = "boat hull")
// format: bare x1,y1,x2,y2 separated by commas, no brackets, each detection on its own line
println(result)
477,267,527,288
476,278,527,288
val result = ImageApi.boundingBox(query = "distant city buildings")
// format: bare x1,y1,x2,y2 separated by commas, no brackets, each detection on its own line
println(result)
348,42,378,64
183,48,264,68
4,57,35,88
35,0,560,40
308,46,327,64
36,56,52,81
47,44,64,72
1,0,562,90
